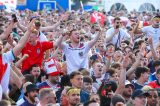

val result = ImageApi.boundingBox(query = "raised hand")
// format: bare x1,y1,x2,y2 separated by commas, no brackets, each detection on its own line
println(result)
27,19,36,32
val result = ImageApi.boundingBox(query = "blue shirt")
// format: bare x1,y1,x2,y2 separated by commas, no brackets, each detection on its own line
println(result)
149,72,157,82
133,82,143,90
20,100,35,106
80,90,89,103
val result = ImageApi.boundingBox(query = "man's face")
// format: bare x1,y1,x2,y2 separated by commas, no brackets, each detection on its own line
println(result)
141,72,149,82
70,31,80,43
93,62,103,78
68,92,80,106
140,58,149,67
114,20,121,28
109,72,119,83
133,96,147,106
70,75,83,88
45,92,57,104
106,45,115,56
28,33,38,45
113,51,123,62
147,91,158,106
152,19,159,27
61,89,69,106
82,82,92,93
49,75,59,84
30,67,40,78
97,43,104,52
28,90,38,103
122,85,133,98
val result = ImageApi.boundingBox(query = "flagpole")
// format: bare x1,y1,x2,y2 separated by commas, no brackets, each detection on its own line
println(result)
80,0,84,11
68,0,71,11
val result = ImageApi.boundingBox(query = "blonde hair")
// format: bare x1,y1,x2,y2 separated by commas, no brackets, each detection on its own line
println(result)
31,29,38,35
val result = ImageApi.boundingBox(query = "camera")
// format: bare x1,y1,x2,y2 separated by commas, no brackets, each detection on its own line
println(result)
12,14,17,22
115,25,119,29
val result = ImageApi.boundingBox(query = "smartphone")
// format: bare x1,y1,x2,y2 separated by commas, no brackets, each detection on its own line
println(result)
12,14,17,22
116,25,119,29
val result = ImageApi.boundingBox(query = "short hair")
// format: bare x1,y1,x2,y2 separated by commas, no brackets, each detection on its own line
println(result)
29,64,40,72
83,76,93,83
153,60,160,67
39,88,56,100
121,40,130,45
111,63,121,69
24,74,35,83
111,94,125,106
107,68,117,76
124,46,132,52
70,71,83,79
135,66,149,79
66,87,80,96
113,17,121,22
106,43,115,49
137,40,145,46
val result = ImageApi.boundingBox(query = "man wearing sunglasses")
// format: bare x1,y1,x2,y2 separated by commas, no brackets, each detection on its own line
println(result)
106,17,131,49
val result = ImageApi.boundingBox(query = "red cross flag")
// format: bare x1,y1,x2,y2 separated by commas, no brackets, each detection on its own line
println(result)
90,12,106,26
44,58,61,76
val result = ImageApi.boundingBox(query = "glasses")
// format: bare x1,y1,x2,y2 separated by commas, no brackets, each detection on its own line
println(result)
148,95,158,99
116,22,121,24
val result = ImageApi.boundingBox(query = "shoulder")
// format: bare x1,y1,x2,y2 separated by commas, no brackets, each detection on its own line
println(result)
37,81,49,89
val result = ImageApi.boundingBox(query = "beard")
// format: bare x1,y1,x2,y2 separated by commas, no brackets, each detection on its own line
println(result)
28,95,36,103
122,91,132,98
50,78,58,84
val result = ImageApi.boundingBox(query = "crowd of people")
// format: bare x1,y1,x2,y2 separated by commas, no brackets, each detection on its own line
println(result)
0,8,160,106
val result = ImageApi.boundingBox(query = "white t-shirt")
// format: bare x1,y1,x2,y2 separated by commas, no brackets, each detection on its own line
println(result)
142,26,160,46
39,32,48,42
62,42,90,74
106,27,130,47
16,98,25,106
1,50,15,94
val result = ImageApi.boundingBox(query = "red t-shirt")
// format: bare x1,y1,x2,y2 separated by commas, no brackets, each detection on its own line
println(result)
148,80,160,89
22,41,53,71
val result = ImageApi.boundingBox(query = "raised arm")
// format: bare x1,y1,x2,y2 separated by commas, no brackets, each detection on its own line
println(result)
0,21,15,40
40,21,61,32
15,54,29,68
133,21,143,34
126,53,141,77
40,14,68,32
115,55,128,94
106,27,121,42
17,21,27,33
88,25,102,48
148,37,158,60
12,20,34,57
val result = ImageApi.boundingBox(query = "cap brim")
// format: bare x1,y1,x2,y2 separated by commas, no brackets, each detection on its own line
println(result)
125,84,135,89
49,71,61,76
138,92,150,97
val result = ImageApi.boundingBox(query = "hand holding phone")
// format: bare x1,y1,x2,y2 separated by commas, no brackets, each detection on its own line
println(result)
12,14,18,22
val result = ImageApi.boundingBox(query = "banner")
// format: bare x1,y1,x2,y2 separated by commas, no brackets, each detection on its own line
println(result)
1,0,17,12
17,0,26,5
